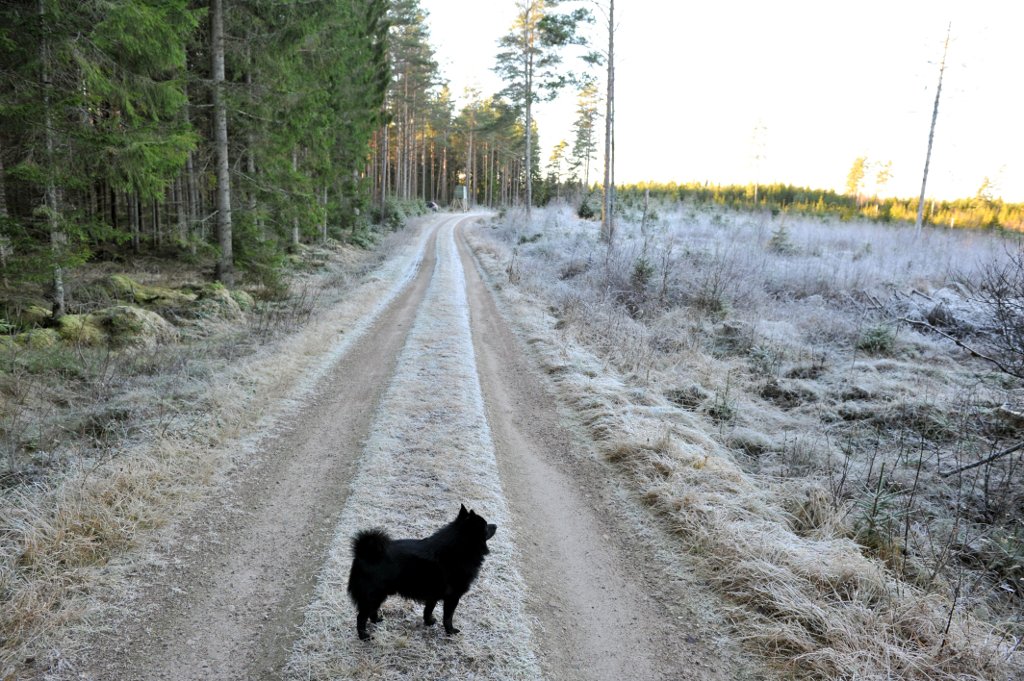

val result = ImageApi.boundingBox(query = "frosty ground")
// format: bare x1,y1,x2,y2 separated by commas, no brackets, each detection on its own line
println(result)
3,204,1022,681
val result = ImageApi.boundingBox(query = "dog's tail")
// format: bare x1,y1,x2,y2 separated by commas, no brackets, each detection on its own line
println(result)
352,528,390,561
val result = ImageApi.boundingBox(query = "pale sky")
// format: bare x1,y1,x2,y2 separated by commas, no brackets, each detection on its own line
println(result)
420,0,1024,201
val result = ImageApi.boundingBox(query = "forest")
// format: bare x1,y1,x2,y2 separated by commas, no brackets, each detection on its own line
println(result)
6,0,1012,332
0,0,566,326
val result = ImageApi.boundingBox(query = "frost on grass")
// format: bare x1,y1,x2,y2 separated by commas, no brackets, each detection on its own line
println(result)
467,204,1024,680
287,221,540,681
0,221,434,676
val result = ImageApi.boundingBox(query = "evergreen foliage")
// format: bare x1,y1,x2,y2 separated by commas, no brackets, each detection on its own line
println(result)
0,0,392,320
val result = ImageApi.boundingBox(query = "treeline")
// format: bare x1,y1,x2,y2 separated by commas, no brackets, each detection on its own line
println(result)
616,181,1024,232
0,0,397,312
0,0,567,320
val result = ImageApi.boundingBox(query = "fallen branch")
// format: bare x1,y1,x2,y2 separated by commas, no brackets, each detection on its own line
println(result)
899,317,1023,379
911,288,935,302
941,440,1024,478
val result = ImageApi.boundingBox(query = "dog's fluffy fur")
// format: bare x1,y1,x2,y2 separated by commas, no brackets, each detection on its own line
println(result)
347,504,497,640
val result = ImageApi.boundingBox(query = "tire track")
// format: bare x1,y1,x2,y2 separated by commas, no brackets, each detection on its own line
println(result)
286,216,540,680
457,223,763,680
65,216,455,681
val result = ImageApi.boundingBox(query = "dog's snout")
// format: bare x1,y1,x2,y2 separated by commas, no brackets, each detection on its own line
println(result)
486,524,497,539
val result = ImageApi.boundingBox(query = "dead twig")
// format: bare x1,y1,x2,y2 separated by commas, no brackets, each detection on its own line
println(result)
899,317,1022,379
940,440,1024,478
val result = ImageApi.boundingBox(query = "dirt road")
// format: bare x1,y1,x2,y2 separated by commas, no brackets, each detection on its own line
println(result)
61,214,764,680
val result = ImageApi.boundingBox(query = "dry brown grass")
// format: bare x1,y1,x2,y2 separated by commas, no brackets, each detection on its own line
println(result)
466,204,1024,680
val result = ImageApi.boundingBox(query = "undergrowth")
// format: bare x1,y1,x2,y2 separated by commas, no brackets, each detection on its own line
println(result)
471,202,1024,680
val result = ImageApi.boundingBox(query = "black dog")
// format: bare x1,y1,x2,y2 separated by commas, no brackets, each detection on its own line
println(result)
347,504,497,640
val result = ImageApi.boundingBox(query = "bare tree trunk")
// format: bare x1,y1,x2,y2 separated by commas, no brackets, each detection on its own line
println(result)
523,10,534,214
130,193,140,252
601,0,615,243
153,196,160,245
211,0,234,284
39,0,65,316
371,129,379,202
244,69,259,232
321,186,328,243
381,125,389,216
175,177,188,244
421,127,427,200
182,93,199,253
0,138,10,288
915,23,950,238
466,124,474,210
291,147,300,247
440,143,447,205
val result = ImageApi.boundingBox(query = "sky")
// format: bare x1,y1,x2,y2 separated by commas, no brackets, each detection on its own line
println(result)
419,0,1024,202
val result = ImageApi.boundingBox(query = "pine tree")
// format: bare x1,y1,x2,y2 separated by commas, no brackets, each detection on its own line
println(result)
846,156,868,206
569,80,600,188
494,0,593,213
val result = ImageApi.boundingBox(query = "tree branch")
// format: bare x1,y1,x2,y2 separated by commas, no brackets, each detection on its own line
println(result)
899,317,1023,379
940,440,1024,478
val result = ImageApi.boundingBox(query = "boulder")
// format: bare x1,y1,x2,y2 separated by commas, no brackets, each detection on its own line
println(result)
17,328,60,349
195,283,244,320
92,305,177,348
107,275,196,308
57,314,106,346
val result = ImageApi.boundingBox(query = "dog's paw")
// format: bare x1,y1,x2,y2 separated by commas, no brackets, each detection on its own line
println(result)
444,626,461,636
358,631,373,641
424,615,436,626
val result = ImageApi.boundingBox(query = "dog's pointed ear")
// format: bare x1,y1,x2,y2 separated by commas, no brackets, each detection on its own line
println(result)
458,503,468,519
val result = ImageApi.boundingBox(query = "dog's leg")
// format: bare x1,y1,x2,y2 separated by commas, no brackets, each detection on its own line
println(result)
423,600,437,626
442,597,461,635
356,611,372,640
370,609,383,623
357,597,386,640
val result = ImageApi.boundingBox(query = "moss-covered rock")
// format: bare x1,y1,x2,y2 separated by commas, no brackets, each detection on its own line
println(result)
57,314,106,346
107,275,196,308
92,305,177,348
195,283,243,320
17,328,61,349
16,304,52,329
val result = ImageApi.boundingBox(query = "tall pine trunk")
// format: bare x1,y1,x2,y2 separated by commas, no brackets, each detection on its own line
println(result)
129,193,140,252
175,177,188,245
523,8,534,214
39,0,65,316
0,138,9,288
381,125,389,215
601,0,615,243
291,148,300,247
211,0,234,284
